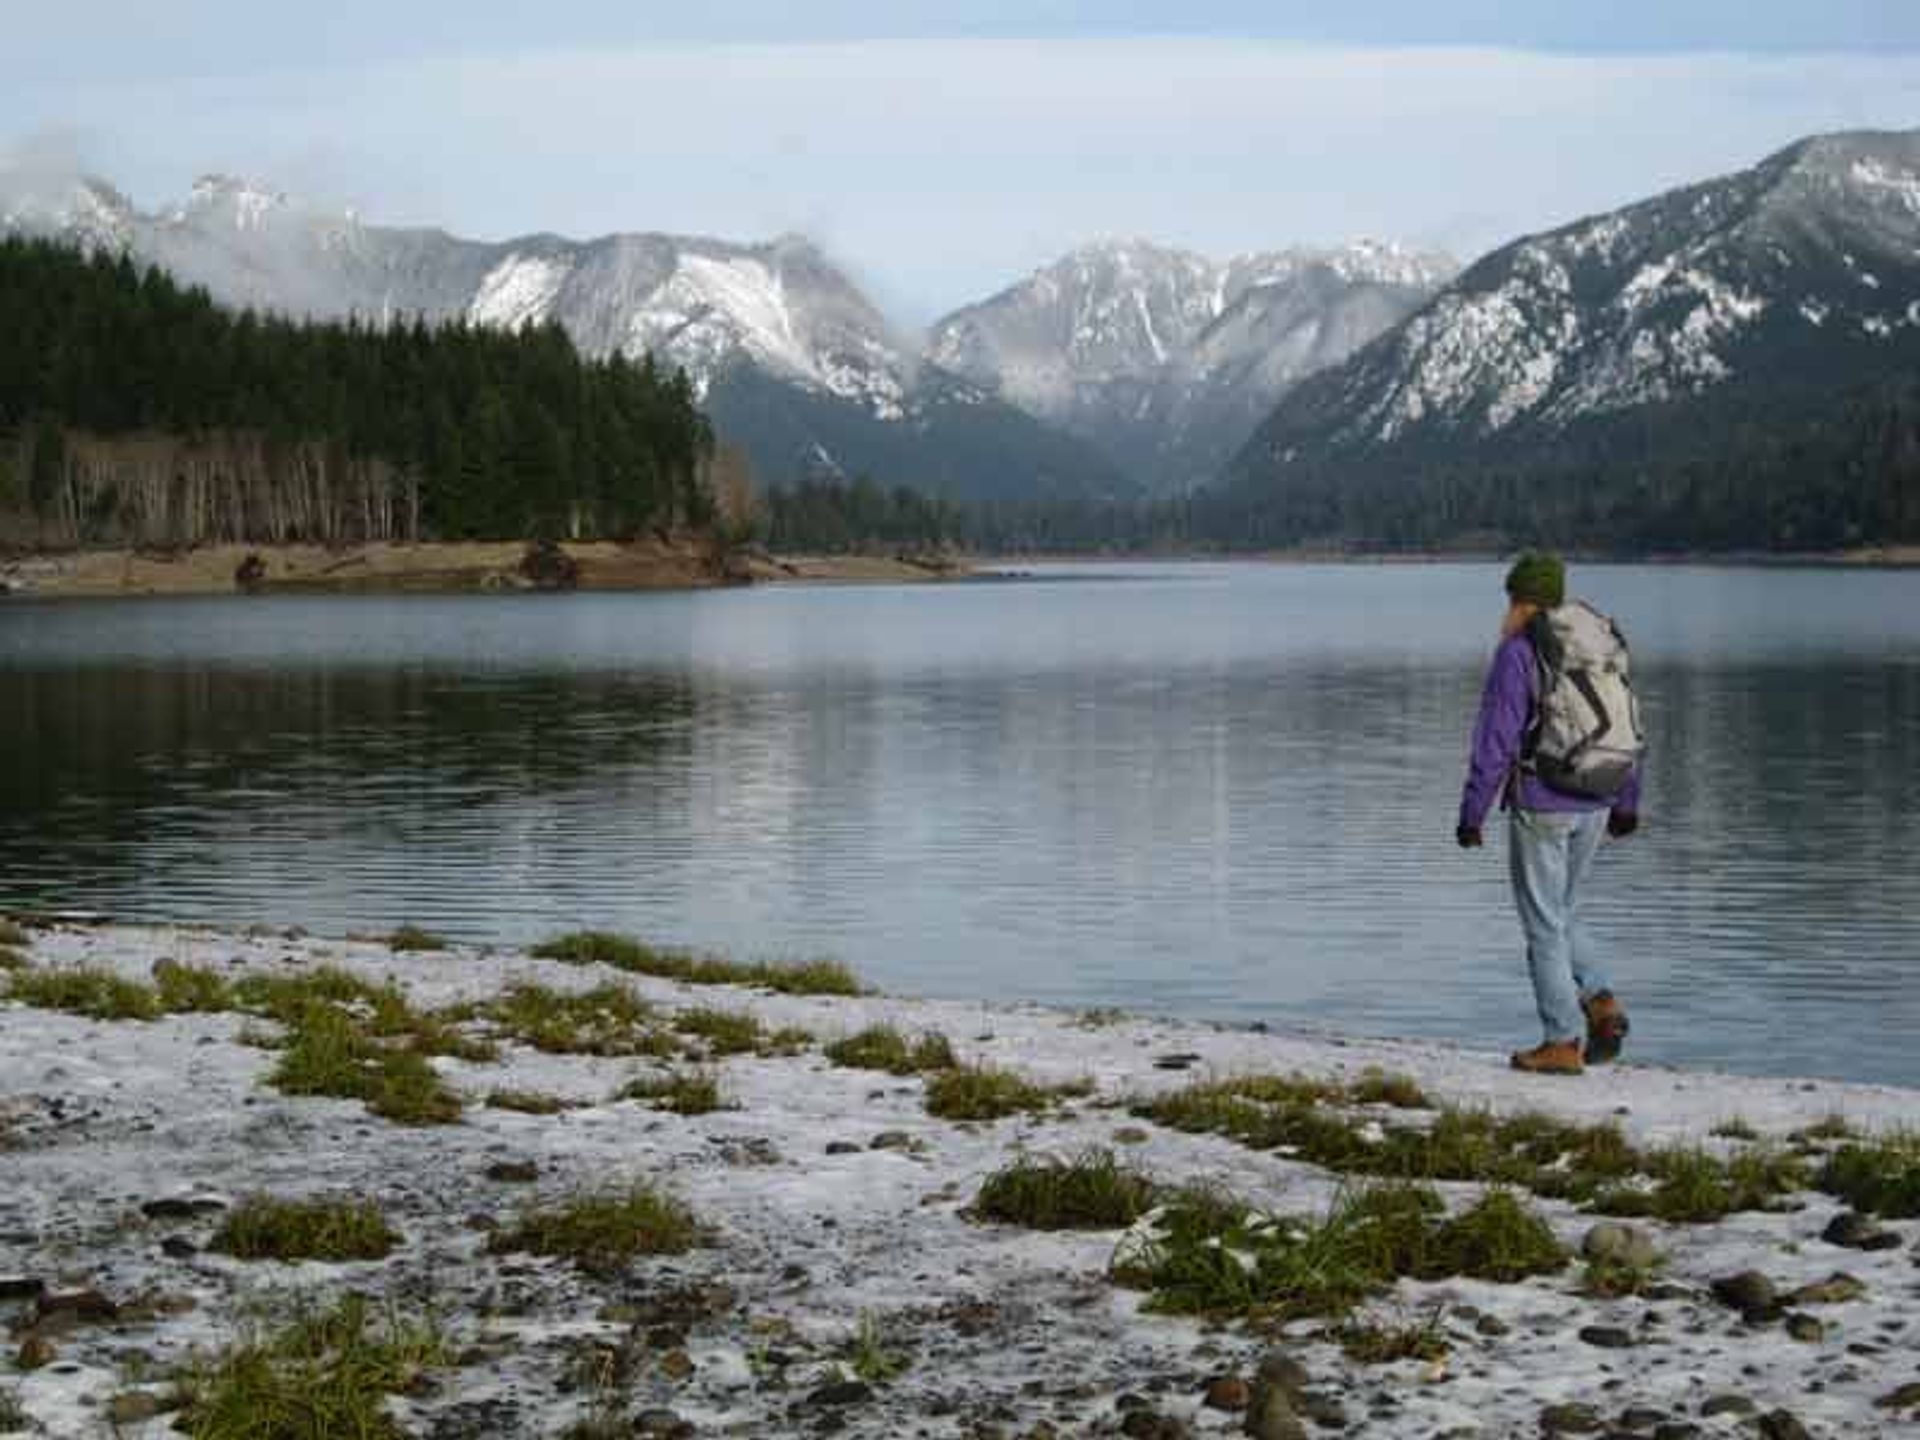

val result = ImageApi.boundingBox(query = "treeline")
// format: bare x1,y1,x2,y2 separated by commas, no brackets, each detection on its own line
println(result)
1208,372,1920,553
0,237,713,548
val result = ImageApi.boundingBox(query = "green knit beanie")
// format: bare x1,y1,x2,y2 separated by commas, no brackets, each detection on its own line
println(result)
1504,552,1566,608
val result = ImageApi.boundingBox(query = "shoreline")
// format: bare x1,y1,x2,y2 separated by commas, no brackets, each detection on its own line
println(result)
0,541,973,599
3,918,1917,1438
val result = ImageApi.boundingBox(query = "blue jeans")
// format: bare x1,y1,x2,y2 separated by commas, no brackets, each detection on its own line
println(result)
1508,807,1612,1043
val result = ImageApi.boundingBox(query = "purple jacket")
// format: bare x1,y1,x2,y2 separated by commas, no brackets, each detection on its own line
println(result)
1458,631,1643,832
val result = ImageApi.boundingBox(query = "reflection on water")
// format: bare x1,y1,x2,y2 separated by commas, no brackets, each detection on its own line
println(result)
2,564,1918,1085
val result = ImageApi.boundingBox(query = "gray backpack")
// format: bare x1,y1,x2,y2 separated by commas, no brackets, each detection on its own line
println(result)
1523,601,1645,800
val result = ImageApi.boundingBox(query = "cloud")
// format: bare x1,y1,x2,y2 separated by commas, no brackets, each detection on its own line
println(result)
6,39,1916,320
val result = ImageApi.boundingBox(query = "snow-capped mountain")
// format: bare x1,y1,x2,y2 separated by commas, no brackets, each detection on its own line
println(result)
1237,129,1920,461
1213,128,1920,547
0,170,1129,504
928,239,1455,492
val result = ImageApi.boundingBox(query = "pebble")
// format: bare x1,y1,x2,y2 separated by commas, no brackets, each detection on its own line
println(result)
1699,1393,1756,1418
1708,1271,1776,1318
1755,1411,1811,1440
483,1159,538,1183
1578,1325,1635,1349
1537,1401,1604,1433
1821,1210,1901,1251
1783,1312,1825,1343
1788,1271,1866,1305
15,1334,55,1369
1582,1221,1659,1271
1203,1376,1250,1411
1875,1382,1920,1410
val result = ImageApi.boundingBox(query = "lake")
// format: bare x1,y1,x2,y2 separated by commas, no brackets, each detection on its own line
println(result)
2,562,1917,1086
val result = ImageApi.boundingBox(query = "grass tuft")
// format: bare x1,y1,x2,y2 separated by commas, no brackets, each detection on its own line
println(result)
925,1064,1076,1121
825,1025,958,1075
5,965,162,1020
0,947,27,973
387,924,449,953
0,1388,26,1432
268,1006,463,1125
532,930,865,995
1427,1189,1567,1281
619,1070,729,1116
479,981,673,1058
489,1185,704,1274
178,1294,444,1440
154,959,237,1013
1336,1308,1450,1364
1711,1117,1761,1142
1819,1133,1920,1218
484,1089,577,1116
209,1196,400,1263
1349,1069,1432,1110
0,919,28,947
972,1149,1159,1230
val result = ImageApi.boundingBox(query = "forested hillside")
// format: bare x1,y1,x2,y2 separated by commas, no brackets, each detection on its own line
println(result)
0,238,714,549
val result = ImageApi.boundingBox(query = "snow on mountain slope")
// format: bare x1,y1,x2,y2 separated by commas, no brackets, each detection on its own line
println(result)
1252,128,1920,457
928,238,1455,492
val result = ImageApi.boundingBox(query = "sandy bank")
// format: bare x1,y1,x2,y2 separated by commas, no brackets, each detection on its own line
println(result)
2,920,1917,1438
0,542,969,598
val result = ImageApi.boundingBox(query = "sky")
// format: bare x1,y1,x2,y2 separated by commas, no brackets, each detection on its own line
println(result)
3,4,1918,323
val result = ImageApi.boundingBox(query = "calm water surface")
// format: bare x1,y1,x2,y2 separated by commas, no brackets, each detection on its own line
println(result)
3,563,1918,1085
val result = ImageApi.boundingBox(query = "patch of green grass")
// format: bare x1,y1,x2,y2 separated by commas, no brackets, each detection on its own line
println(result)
619,1070,729,1116
233,967,395,1027
209,1196,400,1263
843,1311,909,1385
1819,1133,1920,1218
484,1089,577,1115
926,1064,1078,1121
0,946,27,973
387,924,449,953
0,919,28,947
480,982,675,1058
672,1007,811,1057
489,1185,704,1274
972,1149,1159,1230
179,1294,445,1440
0,1387,27,1432
5,965,162,1020
532,930,865,996
154,959,238,1013
1348,1069,1432,1110
824,1025,958,1075
1113,1180,1561,1323
1590,1144,1808,1224
1712,1117,1761,1142
1580,1254,1663,1299
1336,1308,1450,1364
1794,1113,1858,1145
1427,1189,1566,1281
269,1006,463,1125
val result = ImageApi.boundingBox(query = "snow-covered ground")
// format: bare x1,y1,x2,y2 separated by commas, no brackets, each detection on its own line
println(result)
2,921,1917,1438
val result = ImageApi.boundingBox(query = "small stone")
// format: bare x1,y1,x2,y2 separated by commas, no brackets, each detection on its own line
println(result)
659,1349,695,1381
1788,1271,1866,1306
1755,1411,1811,1440
107,1393,164,1425
36,1289,117,1324
16,1333,56,1369
1112,1127,1152,1145
1583,1222,1659,1271
1783,1312,1824,1343
1153,1053,1203,1071
484,1160,538,1183
1651,1426,1702,1440
1475,1313,1511,1337
1578,1326,1634,1349
633,1409,694,1439
1821,1210,1900,1251
1204,1376,1250,1411
1618,1407,1668,1429
1538,1402,1604,1433
1295,1390,1347,1427
869,1130,918,1152
0,1276,45,1301
1708,1272,1775,1316
1120,1412,1188,1439
1699,1393,1756,1418
824,1141,862,1155
807,1379,872,1406
160,1236,197,1259
1875,1383,1920,1410
1243,1385,1308,1439
1253,1351,1310,1396
140,1196,226,1221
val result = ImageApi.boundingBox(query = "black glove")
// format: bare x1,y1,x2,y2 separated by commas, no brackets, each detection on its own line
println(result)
1456,825,1483,849
1607,811,1639,839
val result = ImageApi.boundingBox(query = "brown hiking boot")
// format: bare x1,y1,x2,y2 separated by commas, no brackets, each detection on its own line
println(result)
1583,991,1631,1065
1509,1040,1585,1075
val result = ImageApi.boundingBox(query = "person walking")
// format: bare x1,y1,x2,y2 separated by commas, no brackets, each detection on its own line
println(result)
1457,553,1643,1075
